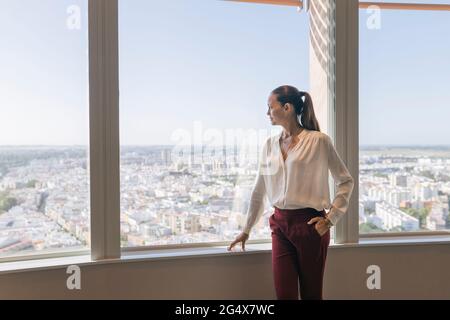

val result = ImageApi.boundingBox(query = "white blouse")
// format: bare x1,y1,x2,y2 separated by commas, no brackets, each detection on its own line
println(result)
243,128,355,235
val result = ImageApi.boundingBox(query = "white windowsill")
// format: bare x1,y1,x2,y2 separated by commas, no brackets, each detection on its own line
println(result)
1,235,450,275
356,234,450,247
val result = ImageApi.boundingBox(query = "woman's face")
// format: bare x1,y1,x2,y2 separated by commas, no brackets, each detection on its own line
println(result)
267,93,289,125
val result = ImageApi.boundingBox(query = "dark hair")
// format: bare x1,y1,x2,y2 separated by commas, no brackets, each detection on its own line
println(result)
271,85,321,132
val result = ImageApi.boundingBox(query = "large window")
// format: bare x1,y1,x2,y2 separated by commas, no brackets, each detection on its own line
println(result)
0,0,90,258
118,0,317,247
9,0,449,265
359,1,450,234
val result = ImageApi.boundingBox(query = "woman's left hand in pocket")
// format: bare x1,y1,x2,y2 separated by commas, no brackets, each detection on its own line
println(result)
307,217,330,237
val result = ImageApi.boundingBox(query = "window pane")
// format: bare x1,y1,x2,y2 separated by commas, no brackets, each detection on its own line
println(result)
359,4,450,233
0,0,90,257
119,0,316,247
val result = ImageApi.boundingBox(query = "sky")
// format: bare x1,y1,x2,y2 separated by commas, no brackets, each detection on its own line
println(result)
0,0,449,146
359,0,450,146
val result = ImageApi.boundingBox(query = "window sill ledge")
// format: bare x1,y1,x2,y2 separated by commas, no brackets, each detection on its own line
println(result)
353,234,450,248
1,235,450,275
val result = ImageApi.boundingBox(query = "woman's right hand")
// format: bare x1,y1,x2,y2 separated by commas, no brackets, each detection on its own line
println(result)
227,232,249,252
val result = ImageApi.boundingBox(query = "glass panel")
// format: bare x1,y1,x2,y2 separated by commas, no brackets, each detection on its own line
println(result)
359,3,450,233
119,0,316,247
0,0,90,258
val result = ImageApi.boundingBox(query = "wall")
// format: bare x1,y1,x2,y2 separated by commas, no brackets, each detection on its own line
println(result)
1,243,449,299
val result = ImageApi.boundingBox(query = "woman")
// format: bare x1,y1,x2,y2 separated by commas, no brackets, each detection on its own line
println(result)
227,85,354,300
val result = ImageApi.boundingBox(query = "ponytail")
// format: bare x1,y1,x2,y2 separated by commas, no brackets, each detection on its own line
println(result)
271,85,321,132
298,91,321,132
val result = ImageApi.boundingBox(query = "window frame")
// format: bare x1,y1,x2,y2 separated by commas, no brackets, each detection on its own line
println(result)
0,0,95,263
88,0,121,260
118,0,339,251
2,0,450,265
357,1,450,239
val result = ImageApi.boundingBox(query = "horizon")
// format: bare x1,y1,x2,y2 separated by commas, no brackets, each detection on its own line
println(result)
2,144,450,148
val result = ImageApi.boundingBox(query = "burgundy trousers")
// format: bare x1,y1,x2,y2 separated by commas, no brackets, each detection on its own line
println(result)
269,206,330,300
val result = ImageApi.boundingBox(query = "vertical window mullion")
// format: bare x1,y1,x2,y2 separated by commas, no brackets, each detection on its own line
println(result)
334,0,359,244
308,0,338,242
88,0,120,260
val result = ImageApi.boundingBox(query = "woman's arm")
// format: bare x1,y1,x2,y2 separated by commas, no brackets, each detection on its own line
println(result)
242,170,267,235
324,134,355,226
242,140,269,235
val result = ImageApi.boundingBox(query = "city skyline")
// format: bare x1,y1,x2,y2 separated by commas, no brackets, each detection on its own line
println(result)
1,143,449,256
